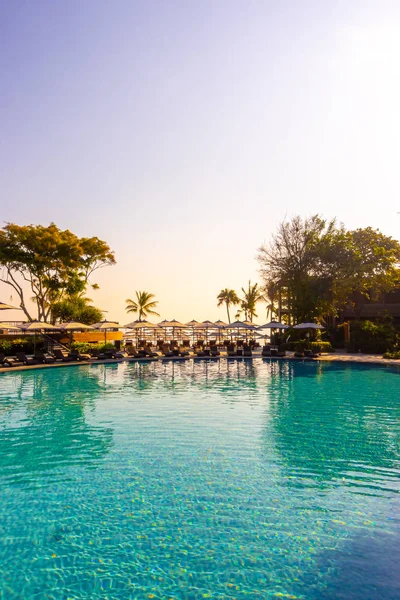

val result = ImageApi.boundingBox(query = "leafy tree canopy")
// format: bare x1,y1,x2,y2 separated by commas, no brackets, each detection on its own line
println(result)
258,215,400,323
0,222,115,321
51,295,103,325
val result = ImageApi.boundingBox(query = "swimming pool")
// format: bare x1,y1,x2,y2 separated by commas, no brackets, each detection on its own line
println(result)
0,359,399,599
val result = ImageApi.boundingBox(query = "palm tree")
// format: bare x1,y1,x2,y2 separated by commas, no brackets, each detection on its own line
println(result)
217,289,240,324
265,281,278,322
125,291,160,321
237,281,264,322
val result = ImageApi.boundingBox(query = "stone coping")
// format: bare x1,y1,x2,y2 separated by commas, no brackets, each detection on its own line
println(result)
0,351,399,375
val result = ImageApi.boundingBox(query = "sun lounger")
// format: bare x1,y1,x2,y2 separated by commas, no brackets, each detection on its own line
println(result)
139,345,158,358
178,346,190,357
243,343,252,357
277,344,286,357
210,345,220,357
15,352,39,365
161,344,174,358
194,346,206,357
69,350,92,361
0,353,24,367
261,345,271,357
227,343,238,357
53,349,76,362
34,351,56,363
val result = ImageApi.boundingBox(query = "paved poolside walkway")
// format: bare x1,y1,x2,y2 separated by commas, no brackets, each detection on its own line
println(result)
317,350,400,366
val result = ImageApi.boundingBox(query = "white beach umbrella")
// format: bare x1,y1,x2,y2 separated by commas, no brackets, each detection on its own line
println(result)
92,320,120,329
195,320,221,342
158,319,186,342
158,319,186,328
58,322,94,330
293,323,324,329
19,321,60,353
224,320,256,330
0,301,19,310
20,321,60,331
186,320,201,327
257,321,289,330
185,320,201,344
0,322,21,330
58,322,94,347
92,320,121,344
124,320,160,345
214,320,227,342
223,320,255,342
124,320,160,329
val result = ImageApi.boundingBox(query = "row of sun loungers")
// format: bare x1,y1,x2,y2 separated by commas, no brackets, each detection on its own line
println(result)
0,348,122,368
0,343,321,369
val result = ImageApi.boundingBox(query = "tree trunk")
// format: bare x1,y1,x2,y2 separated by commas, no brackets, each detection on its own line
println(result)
226,303,231,323
278,288,282,321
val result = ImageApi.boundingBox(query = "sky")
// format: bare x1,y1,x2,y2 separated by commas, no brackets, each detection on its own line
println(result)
1,0,400,324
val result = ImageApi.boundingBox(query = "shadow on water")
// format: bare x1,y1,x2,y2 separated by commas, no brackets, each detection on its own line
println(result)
316,520,400,600
0,367,114,485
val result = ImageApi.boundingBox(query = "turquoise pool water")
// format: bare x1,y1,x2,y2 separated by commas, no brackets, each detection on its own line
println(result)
0,359,399,599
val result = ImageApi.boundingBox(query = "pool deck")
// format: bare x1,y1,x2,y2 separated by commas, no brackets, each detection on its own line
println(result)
1,350,399,374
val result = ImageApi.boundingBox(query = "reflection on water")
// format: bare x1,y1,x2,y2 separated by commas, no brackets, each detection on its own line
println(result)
0,360,399,599
0,367,114,485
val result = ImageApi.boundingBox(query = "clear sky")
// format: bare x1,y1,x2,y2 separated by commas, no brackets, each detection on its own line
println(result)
1,0,400,324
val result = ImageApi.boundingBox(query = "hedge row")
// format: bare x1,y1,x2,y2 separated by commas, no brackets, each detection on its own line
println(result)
285,341,333,353
0,338,45,356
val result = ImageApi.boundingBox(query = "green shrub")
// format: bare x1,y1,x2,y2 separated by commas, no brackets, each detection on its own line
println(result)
285,340,333,353
383,350,400,359
71,341,115,354
71,341,92,353
310,341,333,353
0,340,13,355
347,319,397,354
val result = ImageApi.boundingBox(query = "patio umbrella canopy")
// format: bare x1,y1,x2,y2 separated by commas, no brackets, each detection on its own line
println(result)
92,321,121,330
19,321,60,353
124,320,160,329
223,320,255,342
0,302,19,310
92,320,121,344
58,322,95,347
257,321,289,330
293,323,324,329
58,322,94,330
158,320,186,342
158,319,186,328
124,320,161,345
195,320,221,343
257,321,289,343
0,323,21,330
225,320,255,329
20,321,59,331
185,320,201,344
